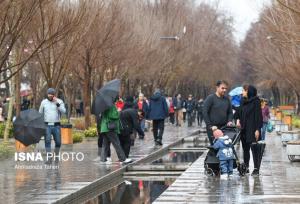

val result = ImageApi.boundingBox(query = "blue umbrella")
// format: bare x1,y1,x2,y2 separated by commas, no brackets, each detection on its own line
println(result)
229,86,243,96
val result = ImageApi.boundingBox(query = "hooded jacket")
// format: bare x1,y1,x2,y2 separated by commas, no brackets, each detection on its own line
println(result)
120,108,144,136
237,85,263,143
213,135,235,161
147,91,169,120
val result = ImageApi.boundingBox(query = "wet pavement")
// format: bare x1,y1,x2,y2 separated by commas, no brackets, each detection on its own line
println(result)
154,128,300,203
0,124,200,204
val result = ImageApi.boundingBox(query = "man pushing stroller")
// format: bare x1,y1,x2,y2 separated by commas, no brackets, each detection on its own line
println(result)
212,127,235,180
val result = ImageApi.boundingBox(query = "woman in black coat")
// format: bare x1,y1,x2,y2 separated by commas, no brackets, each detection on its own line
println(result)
237,85,263,176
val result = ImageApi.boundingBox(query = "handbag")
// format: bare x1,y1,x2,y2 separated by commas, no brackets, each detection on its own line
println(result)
266,121,274,133
107,121,117,131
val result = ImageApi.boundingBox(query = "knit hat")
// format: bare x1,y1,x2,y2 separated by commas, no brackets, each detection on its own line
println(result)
47,88,56,95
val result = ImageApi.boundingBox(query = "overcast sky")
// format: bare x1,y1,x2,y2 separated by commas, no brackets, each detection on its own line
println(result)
197,0,271,42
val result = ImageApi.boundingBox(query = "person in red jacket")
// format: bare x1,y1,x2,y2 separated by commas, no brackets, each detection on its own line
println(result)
115,97,124,112
168,97,175,125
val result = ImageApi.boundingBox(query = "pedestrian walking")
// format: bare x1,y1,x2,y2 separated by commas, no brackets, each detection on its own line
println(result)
196,98,204,127
147,89,169,146
203,80,233,145
186,94,195,127
134,93,149,135
99,105,132,164
116,97,124,112
261,99,270,141
39,88,66,159
236,85,263,176
94,114,111,162
173,94,183,126
119,108,145,157
168,97,175,125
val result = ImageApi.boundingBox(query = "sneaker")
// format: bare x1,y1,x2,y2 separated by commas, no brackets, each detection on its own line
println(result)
122,158,133,164
220,174,228,180
106,157,112,164
156,140,163,146
251,169,260,176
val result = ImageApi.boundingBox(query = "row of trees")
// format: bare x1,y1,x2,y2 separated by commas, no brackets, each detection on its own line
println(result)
239,0,300,112
1,0,238,135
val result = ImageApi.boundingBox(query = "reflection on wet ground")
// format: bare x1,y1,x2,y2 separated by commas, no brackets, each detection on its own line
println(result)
151,152,203,165
85,178,176,204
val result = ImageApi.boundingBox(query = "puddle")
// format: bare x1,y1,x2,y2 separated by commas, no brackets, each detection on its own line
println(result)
151,151,203,164
84,178,175,204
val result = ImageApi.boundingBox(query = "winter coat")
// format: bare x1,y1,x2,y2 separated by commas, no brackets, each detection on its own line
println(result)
196,101,204,113
237,94,263,143
120,108,144,136
173,97,183,110
100,106,120,134
185,99,195,113
147,91,169,120
262,106,270,123
213,135,235,161
115,100,124,111
134,100,149,116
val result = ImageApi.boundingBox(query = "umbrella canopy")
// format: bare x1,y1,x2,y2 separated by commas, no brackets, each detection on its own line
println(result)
92,79,120,116
13,109,47,146
229,86,243,96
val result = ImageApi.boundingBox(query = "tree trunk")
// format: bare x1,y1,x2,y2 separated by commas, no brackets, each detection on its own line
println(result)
15,70,21,117
83,65,92,128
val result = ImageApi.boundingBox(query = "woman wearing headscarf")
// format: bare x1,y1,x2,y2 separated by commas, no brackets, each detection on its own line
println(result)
236,85,263,176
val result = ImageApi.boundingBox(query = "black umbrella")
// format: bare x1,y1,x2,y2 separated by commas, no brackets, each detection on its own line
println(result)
13,109,47,146
251,141,266,170
92,79,120,116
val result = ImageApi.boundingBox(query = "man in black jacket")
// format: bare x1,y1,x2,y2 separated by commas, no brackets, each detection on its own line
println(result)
203,80,233,144
119,108,145,157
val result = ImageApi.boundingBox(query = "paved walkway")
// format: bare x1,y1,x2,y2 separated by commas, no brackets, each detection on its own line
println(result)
0,124,199,204
154,127,300,203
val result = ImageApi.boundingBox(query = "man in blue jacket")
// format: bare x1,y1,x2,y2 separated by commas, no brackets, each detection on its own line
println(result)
147,89,169,146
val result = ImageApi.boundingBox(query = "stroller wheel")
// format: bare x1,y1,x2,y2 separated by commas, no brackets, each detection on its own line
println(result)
238,163,247,176
205,167,215,176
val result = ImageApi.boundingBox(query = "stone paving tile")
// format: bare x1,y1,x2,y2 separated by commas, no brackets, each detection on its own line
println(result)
0,124,199,204
154,126,300,204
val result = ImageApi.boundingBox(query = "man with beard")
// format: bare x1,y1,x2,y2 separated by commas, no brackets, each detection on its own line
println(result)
203,81,233,145
39,88,66,161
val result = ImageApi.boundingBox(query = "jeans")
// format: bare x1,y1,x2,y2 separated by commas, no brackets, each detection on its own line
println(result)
101,131,126,162
45,125,61,153
187,112,193,127
220,160,233,174
140,119,146,132
153,119,165,142
261,122,267,140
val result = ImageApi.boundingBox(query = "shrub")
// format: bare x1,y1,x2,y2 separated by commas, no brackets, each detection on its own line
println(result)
0,122,13,139
0,142,14,159
73,131,83,143
72,118,85,130
292,115,300,128
84,127,98,137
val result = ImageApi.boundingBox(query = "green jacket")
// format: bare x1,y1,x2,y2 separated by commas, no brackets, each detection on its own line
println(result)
100,106,120,134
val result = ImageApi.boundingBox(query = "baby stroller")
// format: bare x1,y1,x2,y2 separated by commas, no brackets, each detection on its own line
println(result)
204,126,247,176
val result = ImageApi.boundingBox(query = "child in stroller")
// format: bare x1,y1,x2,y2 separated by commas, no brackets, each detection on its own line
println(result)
204,126,247,177
213,129,234,180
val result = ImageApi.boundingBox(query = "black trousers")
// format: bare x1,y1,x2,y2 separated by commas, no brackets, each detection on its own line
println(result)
169,113,175,124
153,119,165,141
241,137,260,170
101,131,126,162
119,133,131,158
98,132,111,157
197,112,203,126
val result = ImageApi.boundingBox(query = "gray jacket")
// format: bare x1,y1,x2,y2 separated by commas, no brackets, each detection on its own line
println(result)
39,98,66,123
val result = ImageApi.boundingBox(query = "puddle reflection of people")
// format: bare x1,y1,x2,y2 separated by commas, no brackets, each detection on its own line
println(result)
45,168,61,190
